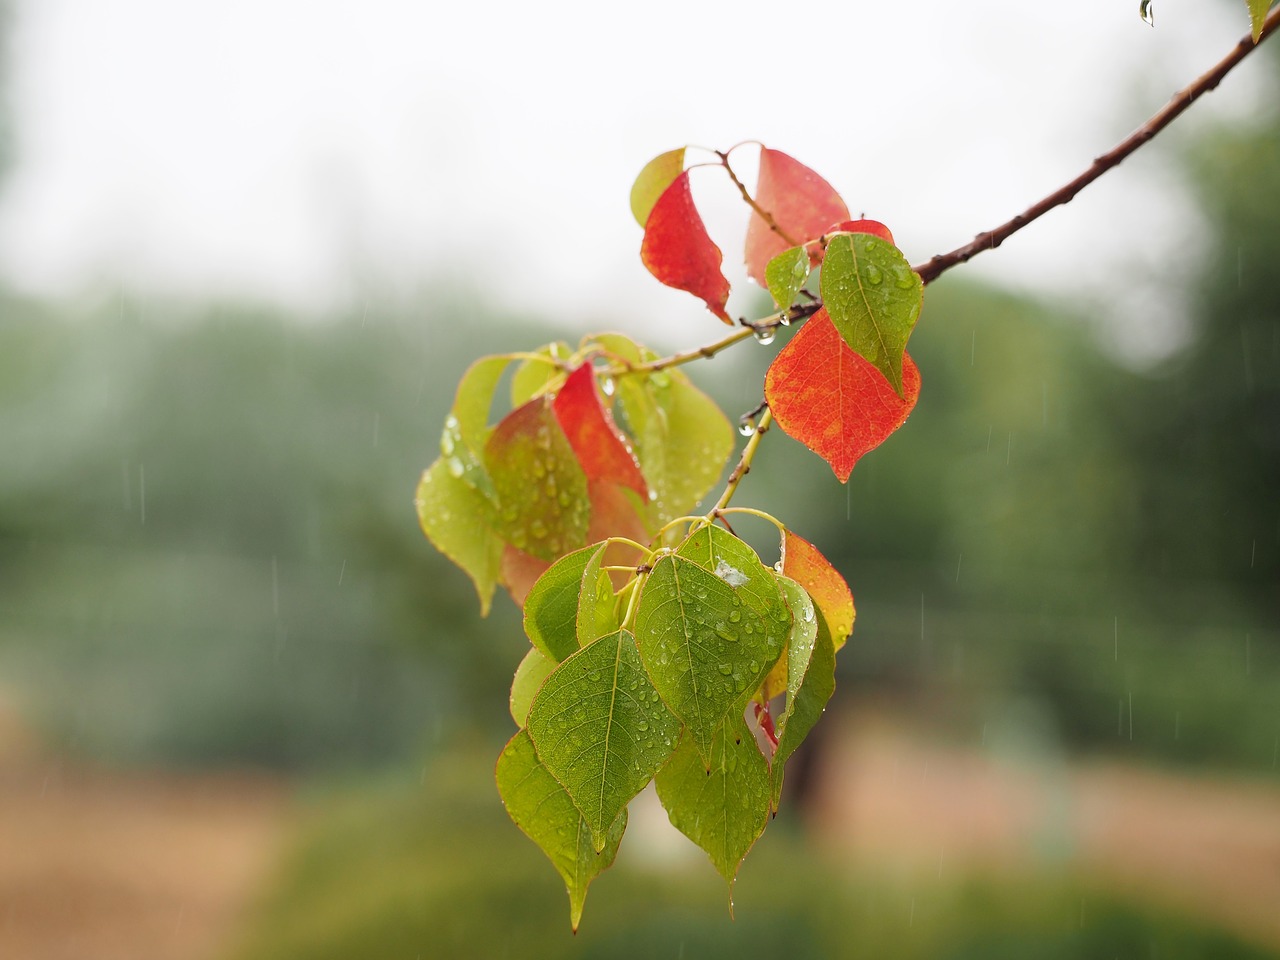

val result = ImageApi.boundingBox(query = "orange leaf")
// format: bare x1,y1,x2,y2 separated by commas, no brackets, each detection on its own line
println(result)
765,309,920,482
745,148,849,287
553,364,648,499
782,531,855,651
640,170,732,324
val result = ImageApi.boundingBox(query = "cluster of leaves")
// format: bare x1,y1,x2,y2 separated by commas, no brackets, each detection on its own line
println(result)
415,143,926,928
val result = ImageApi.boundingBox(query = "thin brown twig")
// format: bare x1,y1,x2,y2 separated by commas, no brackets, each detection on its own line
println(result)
716,150,801,248
912,7,1280,286
712,406,772,515
597,302,821,378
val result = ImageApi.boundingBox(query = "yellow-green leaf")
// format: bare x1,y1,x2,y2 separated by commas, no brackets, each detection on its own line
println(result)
510,645,557,727
496,730,626,932
415,459,503,615
1248,0,1272,41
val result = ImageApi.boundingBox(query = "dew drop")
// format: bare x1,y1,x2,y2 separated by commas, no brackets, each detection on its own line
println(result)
728,609,741,623
716,628,738,644
865,263,883,285
718,663,733,675
446,457,466,479
637,720,649,732
440,431,456,457
753,327,776,345
738,420,755,438
778,313,792,327
530,520,548,539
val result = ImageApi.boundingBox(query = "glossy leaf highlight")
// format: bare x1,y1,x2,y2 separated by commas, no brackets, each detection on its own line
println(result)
765,309,920,482
640,170,732,324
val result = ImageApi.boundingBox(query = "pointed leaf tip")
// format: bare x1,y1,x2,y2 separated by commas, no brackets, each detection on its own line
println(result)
745,148,850,287
1247,0,1271,41
640,170,732,324
765,309,920,482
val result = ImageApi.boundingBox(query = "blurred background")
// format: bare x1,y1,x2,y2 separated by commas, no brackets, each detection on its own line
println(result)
1,1,1278,958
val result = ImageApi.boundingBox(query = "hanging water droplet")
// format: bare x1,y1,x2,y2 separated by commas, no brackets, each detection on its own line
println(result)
738,420,755,437
753,327,776,345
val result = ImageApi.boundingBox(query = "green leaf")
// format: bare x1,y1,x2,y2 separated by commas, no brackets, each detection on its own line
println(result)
415,459,503,616
820,232,923,396
771,608,836,812
510,342,571,407
525,629,680,850
590,335,733,525
496,730,626,932
510,645,557,727
654,716,771,890
523,543,606,662
452,355,511,452
630,148,686,227
1248,0,1272,41
764,245,811,310
577,544,620,647
634,548,788,764
483,397,590,561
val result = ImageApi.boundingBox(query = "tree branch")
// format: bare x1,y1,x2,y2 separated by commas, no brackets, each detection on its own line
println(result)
912,6,1280,286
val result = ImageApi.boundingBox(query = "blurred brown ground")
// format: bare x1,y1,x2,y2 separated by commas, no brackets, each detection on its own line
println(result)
813,710,1280,952
0,692,291,960
4,694,1280,958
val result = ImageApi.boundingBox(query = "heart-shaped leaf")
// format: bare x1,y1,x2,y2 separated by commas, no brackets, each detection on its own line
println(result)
765,309,920,482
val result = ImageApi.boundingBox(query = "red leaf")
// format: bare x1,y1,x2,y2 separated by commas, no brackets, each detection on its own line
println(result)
553,364,648,499
827,219,894,245
640,170,732,324
745,148,850,287
765,309,920,482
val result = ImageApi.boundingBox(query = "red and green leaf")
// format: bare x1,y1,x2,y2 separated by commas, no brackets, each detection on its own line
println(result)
782,529,854,651
640,170,732,324
484,397,591,562
765,309,920,482
745,148,850,287
553,364,647,498
630,148,686,227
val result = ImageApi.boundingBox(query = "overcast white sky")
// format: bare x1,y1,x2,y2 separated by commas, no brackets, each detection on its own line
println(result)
0,0,1266,354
